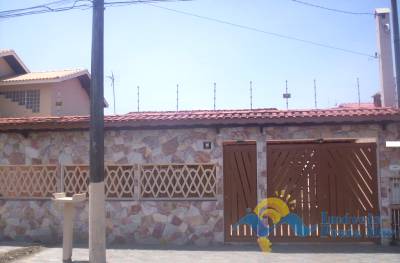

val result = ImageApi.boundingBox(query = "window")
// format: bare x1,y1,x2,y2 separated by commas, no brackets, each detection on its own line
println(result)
0,89,40,113
26,90,40,112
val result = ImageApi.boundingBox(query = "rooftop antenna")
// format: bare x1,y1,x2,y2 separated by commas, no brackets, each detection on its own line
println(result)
283,80,291,110
106,72,116,114
250,81,253,110
314,79,317,109
357,77,361,106
213,82,216,110
176,84,179,111
137,86,140,112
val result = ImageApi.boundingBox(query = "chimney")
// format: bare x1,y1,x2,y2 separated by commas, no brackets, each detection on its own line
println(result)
375,8,397,107
373,93,382,107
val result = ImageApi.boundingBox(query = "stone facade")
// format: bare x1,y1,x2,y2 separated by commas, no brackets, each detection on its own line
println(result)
0,123,399,245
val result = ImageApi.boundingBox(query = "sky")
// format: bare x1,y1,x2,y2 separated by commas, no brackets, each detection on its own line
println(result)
0,0,394,115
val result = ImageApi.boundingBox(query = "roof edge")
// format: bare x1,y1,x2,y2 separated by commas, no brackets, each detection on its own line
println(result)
0,110,399,132
0,49,30,74
0,69,89,86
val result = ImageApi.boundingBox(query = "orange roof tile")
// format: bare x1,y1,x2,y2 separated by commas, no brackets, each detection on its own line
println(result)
0,107,399,131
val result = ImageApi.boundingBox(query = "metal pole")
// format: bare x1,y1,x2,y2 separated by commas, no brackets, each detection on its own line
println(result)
89,0,106,262
176,84,179,111
357,77,361,106
392,0,400,107
250,81,253,110
107,72,116,114
111,72,115,114
286,80,289,110
313,79,317,109
213,82,216,110
137,86,140,112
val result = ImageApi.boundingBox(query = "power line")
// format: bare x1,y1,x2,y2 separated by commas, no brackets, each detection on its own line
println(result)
0,0,93,19
0,0,75,15
147,3,377,59
288,0,374,16
0,0,191,19
1,1,378,59
104,0,191,8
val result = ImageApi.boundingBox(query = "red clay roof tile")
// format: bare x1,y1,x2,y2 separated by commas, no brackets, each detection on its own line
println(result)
0,107,399,131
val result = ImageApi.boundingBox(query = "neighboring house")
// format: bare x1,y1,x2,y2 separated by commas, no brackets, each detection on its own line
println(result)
0,49,96,117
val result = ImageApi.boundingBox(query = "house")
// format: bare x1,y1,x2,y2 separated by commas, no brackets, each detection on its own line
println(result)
0,49,96,117
0,8,399,247
0,106,399,245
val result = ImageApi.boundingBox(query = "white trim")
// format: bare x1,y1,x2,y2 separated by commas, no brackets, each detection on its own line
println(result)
386,141,400,147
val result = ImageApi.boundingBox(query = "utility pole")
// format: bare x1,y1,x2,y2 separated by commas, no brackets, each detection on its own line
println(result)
107,72,116,114
89,0,106,262
249,81,253,110
391,0,400,107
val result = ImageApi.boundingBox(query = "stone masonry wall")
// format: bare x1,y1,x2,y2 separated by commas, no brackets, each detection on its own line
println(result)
0,123,398,245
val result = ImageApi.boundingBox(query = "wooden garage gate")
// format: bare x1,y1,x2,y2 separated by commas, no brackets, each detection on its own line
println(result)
267,140,380,242
223,141,257,242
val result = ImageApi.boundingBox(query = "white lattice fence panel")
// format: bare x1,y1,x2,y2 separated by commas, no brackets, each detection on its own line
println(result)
0,165,58,199
105,165,135,199
140,164,216,199
62,165,135,199
62,165,89,196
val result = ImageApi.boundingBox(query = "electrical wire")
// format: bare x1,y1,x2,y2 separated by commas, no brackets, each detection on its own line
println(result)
0,0,93,19
0,0,190,19
0,0,378,59
289,0,374,16
147,3,377,59
0,0,74,15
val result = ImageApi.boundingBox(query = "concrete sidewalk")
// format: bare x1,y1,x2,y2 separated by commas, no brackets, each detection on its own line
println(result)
0,242,36,255
10,243,400,263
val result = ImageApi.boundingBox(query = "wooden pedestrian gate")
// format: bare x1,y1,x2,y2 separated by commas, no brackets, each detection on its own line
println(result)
223,141,257,242
267,141,380,242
